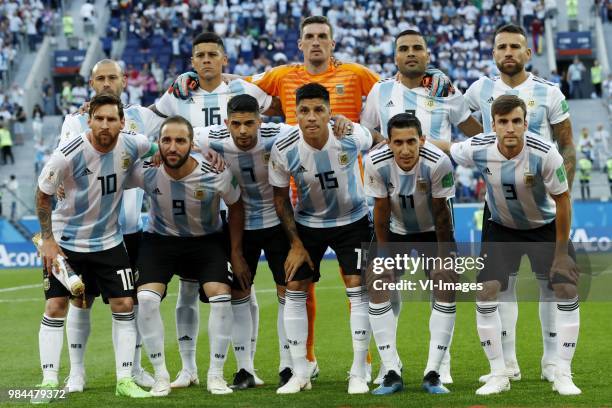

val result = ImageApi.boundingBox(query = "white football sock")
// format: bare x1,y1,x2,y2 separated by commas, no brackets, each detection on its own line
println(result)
284,290,308,378
39,314,65,383
538,279,557,365
176,279,199,373
250,285,259,362
497,274,518,363
424,302,456,374
208,294,232,377
132,304,144,374
556,297,580,372
231,295,254,373
112,311,137,380
277,295,292,371
347,286,370,378
137,290,169,379
391,289,402,321
66,305,90,375
476,301,506,374
369,301,400,374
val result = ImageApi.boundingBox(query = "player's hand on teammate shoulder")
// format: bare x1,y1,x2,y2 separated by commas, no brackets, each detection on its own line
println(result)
550,252,579,284
205,149,226,172
422,67,455,98
331,115,353,138
169,71,200,100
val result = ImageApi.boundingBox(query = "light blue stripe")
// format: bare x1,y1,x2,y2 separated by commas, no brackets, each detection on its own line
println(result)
209,140,225,154
419,162,435,229
78,115,88,129
501,161,530,229
480,79,494,132
197,176,218,235
89,151,119,250
343,148,365,224
170,181,190,235
203,93,221,126
403,88,417,116
379,82,394,138
126,107,145,135
313,151,339,226
238,152,264,229
398,172,419,231
429,98,445,140
528,153,555,223
229,81,246,95
473,148,499,224
61,151,89,250
287,146,314,218
528,84,547,136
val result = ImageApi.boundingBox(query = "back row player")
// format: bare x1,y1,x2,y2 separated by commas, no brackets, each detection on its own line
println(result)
169,17,457,374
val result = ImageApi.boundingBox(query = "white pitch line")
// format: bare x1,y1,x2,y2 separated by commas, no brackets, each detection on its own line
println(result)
0,284,41,293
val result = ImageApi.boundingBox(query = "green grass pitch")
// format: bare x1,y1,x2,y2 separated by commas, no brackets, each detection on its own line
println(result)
0,260,611,407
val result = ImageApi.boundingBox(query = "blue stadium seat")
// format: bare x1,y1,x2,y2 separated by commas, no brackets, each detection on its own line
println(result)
0,219,27,243
18,216,40,236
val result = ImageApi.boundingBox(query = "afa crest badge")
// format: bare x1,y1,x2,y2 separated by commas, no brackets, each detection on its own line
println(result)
338,152,349,166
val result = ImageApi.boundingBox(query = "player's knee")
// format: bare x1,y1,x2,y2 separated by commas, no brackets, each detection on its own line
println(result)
477,280,501,301
108,296,134,313
70,295,95,309
552,282,577,300
276,285,286,299
287,279,309,292
203,282,230,298
231,287,251,300
45,297,69,317
343,274,362,288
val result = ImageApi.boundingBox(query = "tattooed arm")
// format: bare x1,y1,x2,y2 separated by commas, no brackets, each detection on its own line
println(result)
36,187,65,272
552,118,576,189
273,186,314,282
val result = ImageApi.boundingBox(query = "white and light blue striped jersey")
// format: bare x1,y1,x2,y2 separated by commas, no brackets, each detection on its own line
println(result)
365,142,455,234
58,104,164,235
38,132,153,252
361,78,471,141
450,132,568,230
464,74,570,142
126,155,241,237
269,123,373,228
154,79,272,127
59,104,164,144
194,122,297,230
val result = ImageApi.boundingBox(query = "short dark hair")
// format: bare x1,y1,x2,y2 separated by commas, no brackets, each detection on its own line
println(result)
494,24,527,40
395,29,426,46
491,95,527,120
89,93,124,119
192,32,225,52
296,83,330,106
300,16,334,38
160,115,194,141
387,113,423,140
227,94,260,116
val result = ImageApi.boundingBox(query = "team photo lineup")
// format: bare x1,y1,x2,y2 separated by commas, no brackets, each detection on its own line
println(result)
3,1,610,406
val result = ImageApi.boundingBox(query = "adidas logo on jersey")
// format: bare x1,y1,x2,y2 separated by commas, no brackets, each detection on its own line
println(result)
484,167,492,175
385,100,395,107
185,97,195,104
487,97,494,104
152,188,163,195
81,167,93,177
297,165,308,173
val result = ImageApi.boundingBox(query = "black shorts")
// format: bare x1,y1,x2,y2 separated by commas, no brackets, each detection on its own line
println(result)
43,243,134,300
388,230,458,276
123,231,142,272
297,216,373,283
136,232,232,291
243,224,310,286
478,220,576,291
